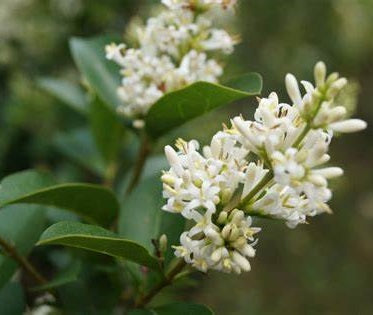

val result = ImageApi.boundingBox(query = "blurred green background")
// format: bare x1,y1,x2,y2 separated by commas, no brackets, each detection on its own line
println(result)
0,0,372,314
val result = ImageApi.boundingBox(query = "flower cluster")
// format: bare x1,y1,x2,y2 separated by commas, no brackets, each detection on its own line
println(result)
106,0,237,119
162,61,367,273
162,0,237,11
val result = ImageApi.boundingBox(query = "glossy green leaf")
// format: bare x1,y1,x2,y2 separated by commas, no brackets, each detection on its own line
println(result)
38,221,160,269
90,96,124,163
119,176,185,256
0,170,119,226
145,75,262,138
129,303,214,315
54,128,106,176
0,205,46,289
38,77,88,115
69,36,122,111
0,282,25,315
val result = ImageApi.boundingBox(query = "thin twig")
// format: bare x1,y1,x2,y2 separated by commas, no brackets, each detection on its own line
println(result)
135,259,186,308
0,236,48,286
126,133,152,195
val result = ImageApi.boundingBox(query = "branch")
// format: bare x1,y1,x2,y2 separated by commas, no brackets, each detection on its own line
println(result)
135,259,186,308
0,236,48,286
126,133,152,195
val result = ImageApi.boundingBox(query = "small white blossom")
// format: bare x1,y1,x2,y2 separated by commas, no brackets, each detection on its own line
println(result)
232,92,303,156
162,133,248,219
173,209,260,273
162,0,237,11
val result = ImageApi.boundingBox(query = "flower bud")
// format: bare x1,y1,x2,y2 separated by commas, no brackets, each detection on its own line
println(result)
159,234,168,252
217,211,228,224
329,119,367,133
232,251,251,272
313,167,343,179
327,78,347,98
165,145,183,176
314,61,326,87
285,73,302,106
161,173,175,186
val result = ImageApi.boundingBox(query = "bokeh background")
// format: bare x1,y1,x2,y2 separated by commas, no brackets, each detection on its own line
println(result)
0,0,372,314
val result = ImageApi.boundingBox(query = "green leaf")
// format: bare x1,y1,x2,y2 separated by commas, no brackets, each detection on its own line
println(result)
54,128,106,176
69,35,122,111
119,176,185,256
0,282,25,315
129,303,214,315
119,176,163,250
225,72,263,94
37,77,88,115
37,221,160,269
0,204,46,289
0,170,119,226
145,75,262,138
32,261,81,291
90,96,124,163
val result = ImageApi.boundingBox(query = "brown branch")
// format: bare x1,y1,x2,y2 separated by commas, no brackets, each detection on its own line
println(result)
126,133,152,195
0,236,48,286
135,259,186,308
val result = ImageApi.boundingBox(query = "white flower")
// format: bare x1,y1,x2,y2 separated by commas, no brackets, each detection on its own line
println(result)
162,134,248,219
200,29,236,54
173,209,260,273
169,50,223,90
232,92,303,156
162,0,237,11
285,61,367,133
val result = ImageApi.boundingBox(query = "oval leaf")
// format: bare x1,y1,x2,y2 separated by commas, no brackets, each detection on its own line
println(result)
145,75,262,138
90,96,124,163
0,170,119,226
37,221,159,270
119,175,185,261
37,77,88,115
226,72,263,93
54,128,106,176
69,36,122,111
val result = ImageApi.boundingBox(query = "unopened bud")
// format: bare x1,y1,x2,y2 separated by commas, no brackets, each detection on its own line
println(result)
285,73,302,106
329,119,367,133
327,78,347,98
159,234,168,252
314,61,326,87
161,173,175,185
217,211,228,224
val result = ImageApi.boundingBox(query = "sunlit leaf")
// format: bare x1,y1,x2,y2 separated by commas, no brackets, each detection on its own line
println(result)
146,74,262,138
